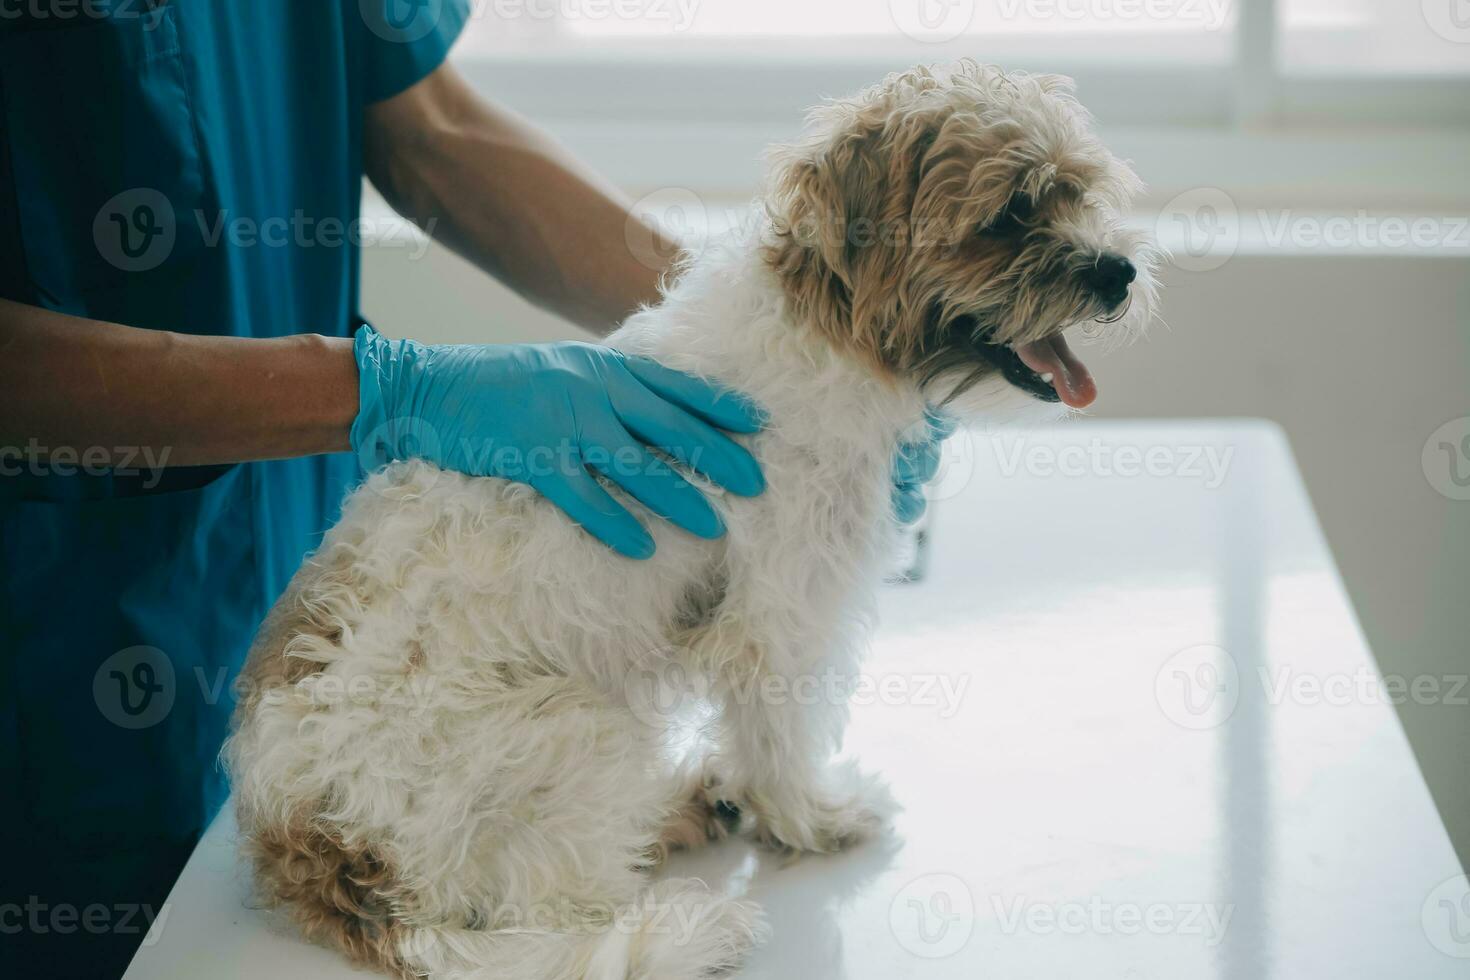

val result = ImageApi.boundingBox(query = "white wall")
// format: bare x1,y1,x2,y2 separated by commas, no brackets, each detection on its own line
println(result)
362,223,1470,870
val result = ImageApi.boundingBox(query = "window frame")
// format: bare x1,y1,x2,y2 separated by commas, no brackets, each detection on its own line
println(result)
453,0,1470,205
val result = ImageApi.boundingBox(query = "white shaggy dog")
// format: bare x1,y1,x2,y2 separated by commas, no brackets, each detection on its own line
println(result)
227,61,1157,979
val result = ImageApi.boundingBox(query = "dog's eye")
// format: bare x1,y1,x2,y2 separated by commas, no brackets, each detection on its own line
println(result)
984,193,1035,235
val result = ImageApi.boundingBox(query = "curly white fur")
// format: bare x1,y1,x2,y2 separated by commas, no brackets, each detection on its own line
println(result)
227,61,1153,980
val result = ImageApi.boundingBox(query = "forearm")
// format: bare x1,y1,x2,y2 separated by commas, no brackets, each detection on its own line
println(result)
364,65,677,335
0,299,358,468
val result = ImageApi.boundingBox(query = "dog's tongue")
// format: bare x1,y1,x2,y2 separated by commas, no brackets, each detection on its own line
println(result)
1014,333,1097,408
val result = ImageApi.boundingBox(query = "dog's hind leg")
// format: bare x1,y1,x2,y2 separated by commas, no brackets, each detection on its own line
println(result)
398,879,766,980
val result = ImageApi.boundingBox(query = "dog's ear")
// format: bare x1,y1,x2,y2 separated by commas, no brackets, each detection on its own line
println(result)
763,79,950,370
765,105,896,287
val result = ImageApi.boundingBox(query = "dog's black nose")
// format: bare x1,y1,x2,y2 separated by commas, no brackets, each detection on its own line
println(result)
1088,254,1136,303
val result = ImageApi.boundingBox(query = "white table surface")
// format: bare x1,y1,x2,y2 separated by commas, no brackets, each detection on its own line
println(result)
127,421,1469,979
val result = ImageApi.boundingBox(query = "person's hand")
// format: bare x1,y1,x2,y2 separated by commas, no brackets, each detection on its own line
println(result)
350,325,765,559
891,411,957,525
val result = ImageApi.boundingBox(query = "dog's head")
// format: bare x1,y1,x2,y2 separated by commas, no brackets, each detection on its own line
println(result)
763,60,1158,415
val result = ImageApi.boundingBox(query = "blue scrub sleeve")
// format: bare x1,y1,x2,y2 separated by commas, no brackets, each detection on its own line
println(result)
359,0,472,103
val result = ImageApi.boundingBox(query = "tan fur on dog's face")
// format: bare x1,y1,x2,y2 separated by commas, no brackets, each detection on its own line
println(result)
763,60,1158,404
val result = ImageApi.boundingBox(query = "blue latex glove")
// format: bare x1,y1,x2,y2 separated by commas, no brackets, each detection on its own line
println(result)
351,325,766,559
891,412,958,525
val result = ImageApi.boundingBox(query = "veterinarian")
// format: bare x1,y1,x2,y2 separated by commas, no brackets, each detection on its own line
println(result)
0,4,945,976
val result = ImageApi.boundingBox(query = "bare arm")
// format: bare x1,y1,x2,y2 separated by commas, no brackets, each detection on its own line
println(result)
2,65,678,471
363,62,678,335
0,299,357,468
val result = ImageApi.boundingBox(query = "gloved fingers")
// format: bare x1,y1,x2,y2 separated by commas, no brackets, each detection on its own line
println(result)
533,464,656,560
610,378,765,498
926,409,959,440
894,438,943,486
583,421,725,541
622,356,766,434
892,483,929,526
889,409,954,524
892,408,956,487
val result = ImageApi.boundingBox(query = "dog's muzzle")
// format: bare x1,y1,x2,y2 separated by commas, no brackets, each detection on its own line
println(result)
1086,253,1136,310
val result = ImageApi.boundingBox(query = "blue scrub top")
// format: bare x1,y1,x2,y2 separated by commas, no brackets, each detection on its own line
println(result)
0,2,466,973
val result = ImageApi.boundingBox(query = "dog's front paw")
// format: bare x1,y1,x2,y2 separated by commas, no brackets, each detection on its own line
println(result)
646,766,744,867
747,762,897,854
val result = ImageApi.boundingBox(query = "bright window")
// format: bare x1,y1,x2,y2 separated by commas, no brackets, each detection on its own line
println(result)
457,0,1239,63
1282,0,1470,74
452,0,1470,198
459,0,1470,75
